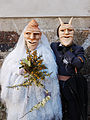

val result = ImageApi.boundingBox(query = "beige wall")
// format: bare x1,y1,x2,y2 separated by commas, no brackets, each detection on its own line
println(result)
0,17,90,35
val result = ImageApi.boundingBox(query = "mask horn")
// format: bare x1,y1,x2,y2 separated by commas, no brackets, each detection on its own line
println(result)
58,18,63,25
69,17,73,25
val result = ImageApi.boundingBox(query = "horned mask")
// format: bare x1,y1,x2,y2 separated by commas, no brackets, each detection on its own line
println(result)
58,17,74,47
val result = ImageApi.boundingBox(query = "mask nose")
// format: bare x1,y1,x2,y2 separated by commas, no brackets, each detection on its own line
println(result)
30,33,34,39
65,29,69,35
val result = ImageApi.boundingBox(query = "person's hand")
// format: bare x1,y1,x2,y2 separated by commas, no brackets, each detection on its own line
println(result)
19,68,25,75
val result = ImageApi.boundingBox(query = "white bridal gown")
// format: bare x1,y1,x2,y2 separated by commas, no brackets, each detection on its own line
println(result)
0,29,62,120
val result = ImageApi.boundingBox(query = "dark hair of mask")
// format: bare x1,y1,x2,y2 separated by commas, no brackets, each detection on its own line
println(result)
57,23,68,37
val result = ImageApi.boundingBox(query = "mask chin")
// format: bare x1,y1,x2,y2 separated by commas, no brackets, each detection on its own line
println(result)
60,39,73,47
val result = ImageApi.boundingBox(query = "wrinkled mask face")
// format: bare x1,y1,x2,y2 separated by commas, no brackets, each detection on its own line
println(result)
59,24,74,47
24,30,42,51
58,17,74,47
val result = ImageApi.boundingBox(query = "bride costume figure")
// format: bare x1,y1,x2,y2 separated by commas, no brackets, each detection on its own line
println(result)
0,20,62,120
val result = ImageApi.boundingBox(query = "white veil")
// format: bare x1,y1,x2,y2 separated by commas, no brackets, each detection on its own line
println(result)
0,23,62,120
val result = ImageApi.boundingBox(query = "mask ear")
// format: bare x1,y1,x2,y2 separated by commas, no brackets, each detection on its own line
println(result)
69,17,73,25
58,18,63,25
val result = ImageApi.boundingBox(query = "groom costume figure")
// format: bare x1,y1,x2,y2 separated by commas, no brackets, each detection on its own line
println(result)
51,18,88,120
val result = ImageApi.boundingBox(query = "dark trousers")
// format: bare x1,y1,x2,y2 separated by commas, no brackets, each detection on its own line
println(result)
59,78,81,120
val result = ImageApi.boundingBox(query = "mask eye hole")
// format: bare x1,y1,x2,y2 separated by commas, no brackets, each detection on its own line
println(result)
69,29,73,32
34,33,41,37
34,33,39,35
26,32,31,35
60,30,64,32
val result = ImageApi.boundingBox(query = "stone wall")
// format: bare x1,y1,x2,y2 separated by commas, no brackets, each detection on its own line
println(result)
0,17,90,120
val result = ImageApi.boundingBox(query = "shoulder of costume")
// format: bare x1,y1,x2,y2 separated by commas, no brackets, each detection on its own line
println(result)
50,42,60,49
71,43,84,51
